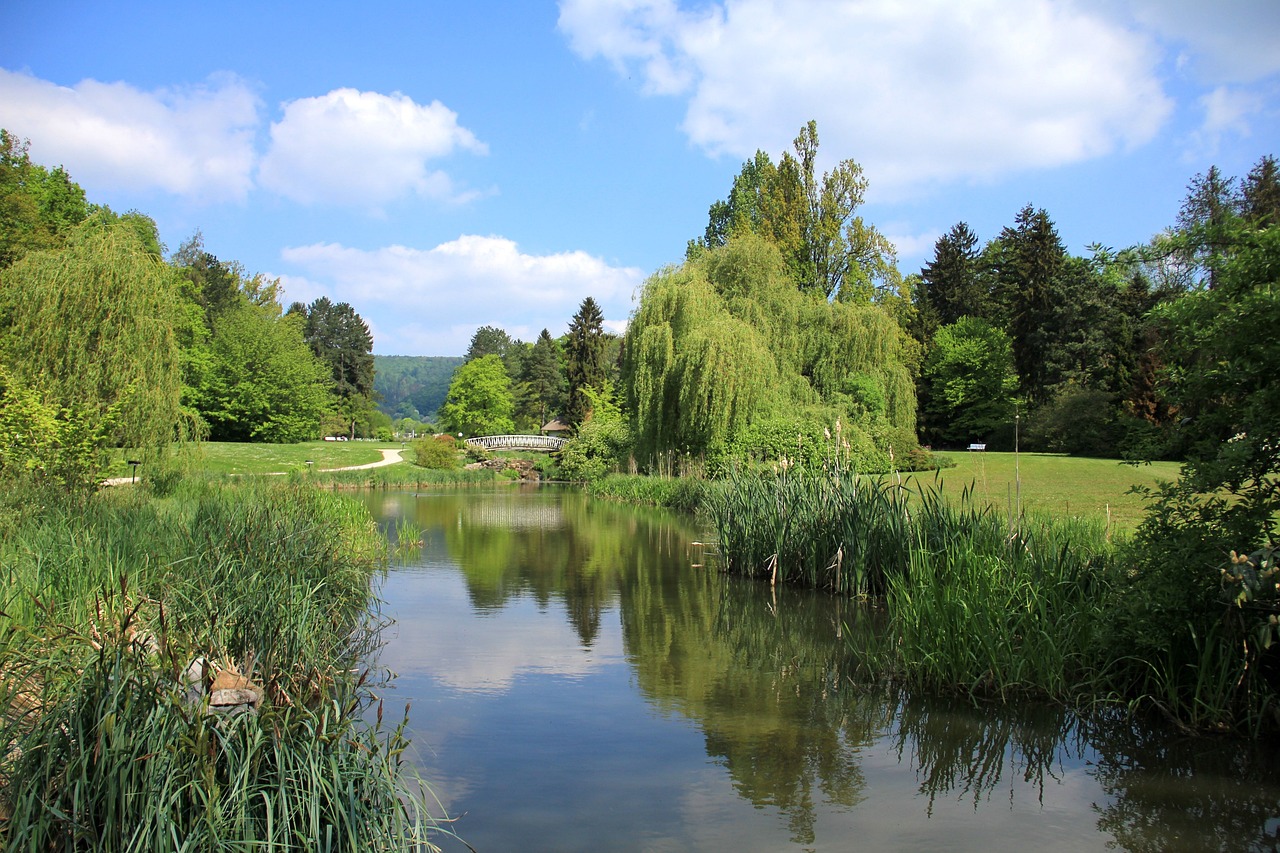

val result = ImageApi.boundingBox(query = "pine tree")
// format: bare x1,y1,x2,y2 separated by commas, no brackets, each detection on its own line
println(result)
920,222,983,326
519,329,565,428
996,205,1066,404
565,297,608,425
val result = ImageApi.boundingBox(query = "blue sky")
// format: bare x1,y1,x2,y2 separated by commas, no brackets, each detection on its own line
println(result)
3,1,1277,355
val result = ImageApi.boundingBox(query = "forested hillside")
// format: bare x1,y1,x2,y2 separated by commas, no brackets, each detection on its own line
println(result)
373,355,464,421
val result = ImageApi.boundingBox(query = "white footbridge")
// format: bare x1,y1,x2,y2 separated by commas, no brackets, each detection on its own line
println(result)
466,434,568,452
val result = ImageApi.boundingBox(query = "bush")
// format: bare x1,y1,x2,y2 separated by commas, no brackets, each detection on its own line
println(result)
412,435,459,470
1024,386,1121,457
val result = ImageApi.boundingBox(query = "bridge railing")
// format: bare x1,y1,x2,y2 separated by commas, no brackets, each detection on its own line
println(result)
466,434,568,452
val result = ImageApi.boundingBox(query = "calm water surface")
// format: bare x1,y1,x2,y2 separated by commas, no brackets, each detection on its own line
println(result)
360,487,1280,852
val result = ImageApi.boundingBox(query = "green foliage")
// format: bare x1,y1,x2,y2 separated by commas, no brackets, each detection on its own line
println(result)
464,324,515,364
290,296,375,437
693,121,899,302
412,434,460,470
196,304,333,442
585,474,707,513
439,354,515,436
1156,224,1280,499
557,382,632,482
0,218,185,488
0,369,128,491
515,328,566,428
564,297,609,425
1023,384,1120,456
623,234,918,469
1099,219,1280,732
918,222,985,329
0,129,89,267
922,316,1017,445
0,481,447,849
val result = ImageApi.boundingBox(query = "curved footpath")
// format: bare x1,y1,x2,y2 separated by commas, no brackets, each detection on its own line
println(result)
102,448,405,486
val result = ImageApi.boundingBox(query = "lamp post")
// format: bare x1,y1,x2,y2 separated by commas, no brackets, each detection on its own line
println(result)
127,460,141,484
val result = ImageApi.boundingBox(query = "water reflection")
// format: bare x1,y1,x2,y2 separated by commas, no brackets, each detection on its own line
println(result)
362,488,1280,852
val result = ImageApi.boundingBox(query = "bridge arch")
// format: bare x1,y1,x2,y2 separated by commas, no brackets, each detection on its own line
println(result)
466,434,568,452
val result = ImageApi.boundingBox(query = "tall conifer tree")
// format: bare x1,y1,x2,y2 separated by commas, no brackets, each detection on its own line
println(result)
565,297,607,425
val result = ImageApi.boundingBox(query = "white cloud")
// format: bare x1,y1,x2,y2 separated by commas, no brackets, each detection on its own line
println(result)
1185,86,1265,157
558,0,1174,193
1122,0,1280,83
278,235,645,354
0,69,258,201
883,227,943,265
258,88,488,207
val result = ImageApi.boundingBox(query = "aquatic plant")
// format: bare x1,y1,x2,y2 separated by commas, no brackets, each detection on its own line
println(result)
0,479,450,850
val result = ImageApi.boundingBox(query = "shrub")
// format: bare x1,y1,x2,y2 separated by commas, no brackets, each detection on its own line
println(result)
412,435,459,470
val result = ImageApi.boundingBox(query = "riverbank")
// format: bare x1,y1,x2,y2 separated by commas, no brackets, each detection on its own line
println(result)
0,477,449,849
702,464,1279,736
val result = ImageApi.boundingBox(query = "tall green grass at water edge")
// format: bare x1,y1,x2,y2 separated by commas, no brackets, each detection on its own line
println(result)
704,467,1114,702
705,467,1280,732
0,479,447,851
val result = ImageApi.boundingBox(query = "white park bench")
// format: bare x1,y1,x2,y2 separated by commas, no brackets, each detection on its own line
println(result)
968,443,987,451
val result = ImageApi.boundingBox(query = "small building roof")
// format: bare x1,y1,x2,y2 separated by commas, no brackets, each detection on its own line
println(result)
541,418,571,433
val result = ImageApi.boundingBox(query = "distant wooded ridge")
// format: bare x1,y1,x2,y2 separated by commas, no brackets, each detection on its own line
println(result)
373,355,463,421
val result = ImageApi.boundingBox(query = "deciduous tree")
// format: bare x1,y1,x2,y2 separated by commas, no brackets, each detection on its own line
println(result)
439,354,515,437
0,218,184,487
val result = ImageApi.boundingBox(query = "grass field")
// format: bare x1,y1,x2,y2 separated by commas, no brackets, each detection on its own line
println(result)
911,451,1182,533
108,440,409,478
109,444,1180,532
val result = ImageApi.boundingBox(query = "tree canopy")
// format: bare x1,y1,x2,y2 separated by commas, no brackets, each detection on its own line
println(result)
691,121,899,303
564,297,609,425
624,233,917,469
0,218,184,488
439,354,516,437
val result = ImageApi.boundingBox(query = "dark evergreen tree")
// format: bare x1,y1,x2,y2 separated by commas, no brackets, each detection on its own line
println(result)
464,325,513,362
920,222,984,327
564,297,608,425
1241,154,1280,227
518,328,565,428
173,232,244,326
289,297,375,437
1176,165,1241,290
994,205,1066,404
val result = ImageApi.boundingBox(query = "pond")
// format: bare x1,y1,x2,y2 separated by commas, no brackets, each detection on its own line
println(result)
360,486,1280,852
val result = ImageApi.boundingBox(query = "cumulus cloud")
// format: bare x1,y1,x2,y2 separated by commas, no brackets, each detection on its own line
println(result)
558,0,1175,193
0,69,258,201
258,88,488,207
278,235,645,354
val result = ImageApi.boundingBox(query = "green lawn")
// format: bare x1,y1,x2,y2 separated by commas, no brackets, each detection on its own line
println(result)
110,440,409,478
908,451,1182,533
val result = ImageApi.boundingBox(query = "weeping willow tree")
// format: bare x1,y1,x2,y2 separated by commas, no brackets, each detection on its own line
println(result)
622,234,917,469
0,217,184,490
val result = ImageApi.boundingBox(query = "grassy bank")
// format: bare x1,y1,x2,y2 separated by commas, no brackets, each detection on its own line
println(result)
0,478,448,850
704,465,1278,734
137,440,406,477
916,451,1182,533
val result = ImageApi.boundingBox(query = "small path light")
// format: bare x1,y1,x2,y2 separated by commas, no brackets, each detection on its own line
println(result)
127,460,141,484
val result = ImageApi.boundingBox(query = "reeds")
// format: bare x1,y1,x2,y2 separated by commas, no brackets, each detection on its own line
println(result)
586,474,706,513
0,479,448,850
705,465,1114,703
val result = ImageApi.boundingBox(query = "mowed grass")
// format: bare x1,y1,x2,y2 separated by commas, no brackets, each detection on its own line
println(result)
909,451,1182,533
108,440,409,477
